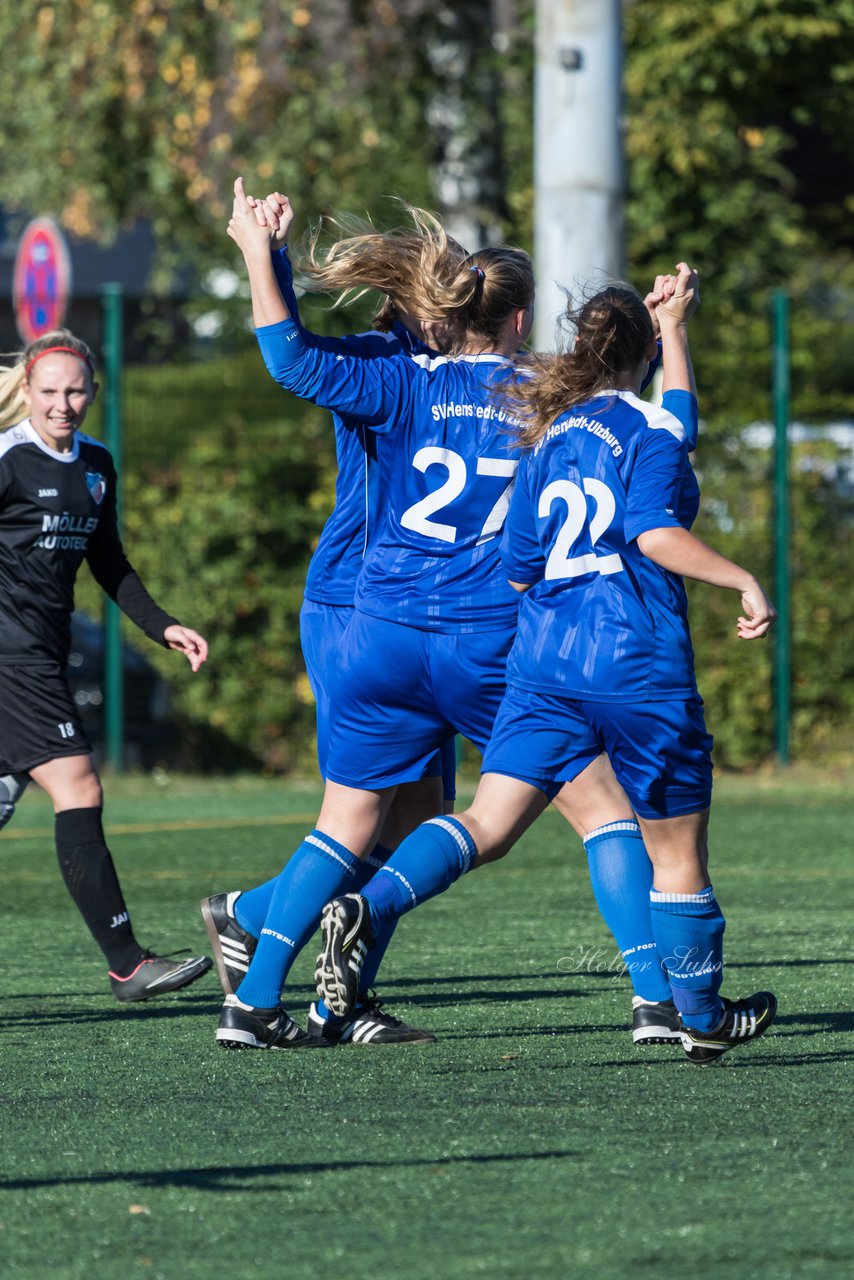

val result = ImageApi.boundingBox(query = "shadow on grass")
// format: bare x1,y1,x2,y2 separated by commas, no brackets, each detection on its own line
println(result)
0,1148,577,1193
773,1010,854,1033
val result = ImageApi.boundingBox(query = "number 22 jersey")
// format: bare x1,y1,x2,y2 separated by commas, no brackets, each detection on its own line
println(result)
500,389,700,701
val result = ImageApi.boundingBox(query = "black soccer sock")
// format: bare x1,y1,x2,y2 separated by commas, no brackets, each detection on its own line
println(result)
55,807,145,977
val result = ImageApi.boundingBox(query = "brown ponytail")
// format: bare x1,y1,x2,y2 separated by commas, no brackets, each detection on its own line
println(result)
504,286,654,449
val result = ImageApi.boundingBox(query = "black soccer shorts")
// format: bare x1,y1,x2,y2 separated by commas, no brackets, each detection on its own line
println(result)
0,664,93,774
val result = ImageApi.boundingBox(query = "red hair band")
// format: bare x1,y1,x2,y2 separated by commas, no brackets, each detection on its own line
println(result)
25,346,94,378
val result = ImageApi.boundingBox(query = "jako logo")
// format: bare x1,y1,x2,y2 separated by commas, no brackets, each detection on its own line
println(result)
39,488,58,497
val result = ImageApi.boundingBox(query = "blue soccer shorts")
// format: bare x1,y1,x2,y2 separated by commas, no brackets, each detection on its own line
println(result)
301,601,455,793
324,611,514,791
300,599,354,777
482,684,713,819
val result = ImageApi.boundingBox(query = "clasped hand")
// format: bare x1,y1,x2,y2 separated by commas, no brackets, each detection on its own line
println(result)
227,176,294,256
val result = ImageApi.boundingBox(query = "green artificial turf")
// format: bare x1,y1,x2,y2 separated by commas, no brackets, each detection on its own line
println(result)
1,772,851,1279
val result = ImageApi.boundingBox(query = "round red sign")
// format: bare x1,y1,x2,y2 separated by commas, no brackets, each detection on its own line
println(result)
13,217,72,344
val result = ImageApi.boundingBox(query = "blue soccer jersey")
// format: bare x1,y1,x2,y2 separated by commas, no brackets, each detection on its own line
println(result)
500,389,700,700
256,319,523,633
270,249,428,606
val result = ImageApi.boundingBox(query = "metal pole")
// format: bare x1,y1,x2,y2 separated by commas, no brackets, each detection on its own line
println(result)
534,0,625,351
771,289,791,764
101,283,125,773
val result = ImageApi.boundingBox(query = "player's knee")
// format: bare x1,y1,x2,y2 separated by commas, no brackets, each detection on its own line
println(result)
76,777,104,809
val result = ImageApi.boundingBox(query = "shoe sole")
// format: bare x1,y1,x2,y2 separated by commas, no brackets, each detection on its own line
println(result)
113,956,212,1003
315,900,359,1018
633,1029,682,1046
216,1026,268,1049
200,896,242,996
216,1028,332,1051
681,993,778,1065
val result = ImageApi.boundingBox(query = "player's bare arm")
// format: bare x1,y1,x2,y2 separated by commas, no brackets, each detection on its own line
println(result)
655,262,700,399
636,525,777,638
227,176,291,329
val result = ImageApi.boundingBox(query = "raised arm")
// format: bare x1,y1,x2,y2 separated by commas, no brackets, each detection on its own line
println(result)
656,262,699,400
227,177,292,329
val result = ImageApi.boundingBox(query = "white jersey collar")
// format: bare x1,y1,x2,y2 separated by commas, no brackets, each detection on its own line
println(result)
18,418,81,462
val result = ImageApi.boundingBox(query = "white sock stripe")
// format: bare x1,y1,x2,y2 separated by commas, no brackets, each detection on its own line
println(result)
306,832,357,877
650,888,716,904
427,817,476,872
585,820,642,842
363,854,385,869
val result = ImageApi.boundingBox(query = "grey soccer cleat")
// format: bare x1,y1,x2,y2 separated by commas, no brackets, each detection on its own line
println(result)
110,950,212,1003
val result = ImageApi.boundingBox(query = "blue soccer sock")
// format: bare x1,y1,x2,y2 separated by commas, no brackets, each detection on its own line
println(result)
361,816,477,932
353,844,396,996
235,840,397,955
233,876,276,938
311,844,402,1024
649,885,726,1030
236,830,361,1010
584,821,671,1003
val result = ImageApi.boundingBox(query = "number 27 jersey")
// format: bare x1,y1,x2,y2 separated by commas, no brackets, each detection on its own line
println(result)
500,389,700,701
257,318,523,634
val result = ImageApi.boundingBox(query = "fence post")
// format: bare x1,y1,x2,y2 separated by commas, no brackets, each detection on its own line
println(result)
101,283,125,773
771,288,791,764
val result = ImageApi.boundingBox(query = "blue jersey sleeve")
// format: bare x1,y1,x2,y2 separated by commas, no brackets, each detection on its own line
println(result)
255,318,411,432
500,459,545,586
624,426,690,543
662,389,699,451
271,248,301,326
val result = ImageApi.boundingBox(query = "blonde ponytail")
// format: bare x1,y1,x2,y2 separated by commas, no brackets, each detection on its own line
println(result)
292,205,533,350
0,359,28,430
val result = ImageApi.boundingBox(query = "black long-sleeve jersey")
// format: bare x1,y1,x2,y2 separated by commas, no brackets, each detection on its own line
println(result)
0,421,178,667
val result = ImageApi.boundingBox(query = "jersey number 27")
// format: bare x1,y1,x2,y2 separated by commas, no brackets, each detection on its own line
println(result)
400,447,519,545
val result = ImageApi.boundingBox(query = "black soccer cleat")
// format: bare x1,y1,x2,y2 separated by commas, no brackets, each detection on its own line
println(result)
306,997,437,1046
215,994,323,1050
315,894,375,1019
109,950,212,1003
631,996,682,1046
200,891,258,995
680,991,778,1065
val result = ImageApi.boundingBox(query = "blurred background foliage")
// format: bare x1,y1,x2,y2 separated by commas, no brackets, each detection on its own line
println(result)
2,0,852,770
